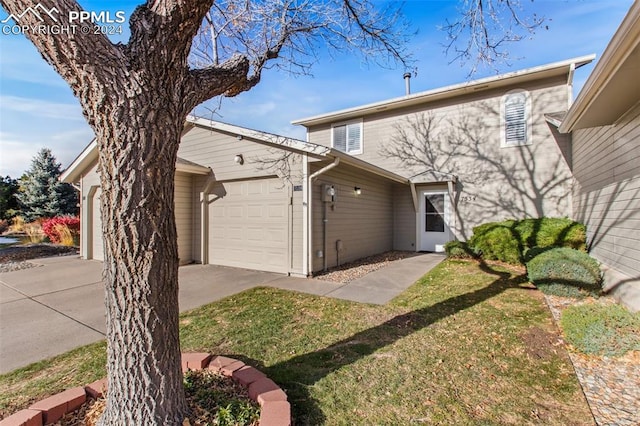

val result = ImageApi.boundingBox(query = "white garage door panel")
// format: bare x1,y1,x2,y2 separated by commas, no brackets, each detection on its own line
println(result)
208,178,288,273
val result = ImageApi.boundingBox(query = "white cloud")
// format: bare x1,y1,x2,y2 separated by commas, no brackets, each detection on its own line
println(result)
0,95,84,120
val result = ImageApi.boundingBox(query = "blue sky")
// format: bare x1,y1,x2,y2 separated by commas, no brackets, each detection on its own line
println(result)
0,0,634,178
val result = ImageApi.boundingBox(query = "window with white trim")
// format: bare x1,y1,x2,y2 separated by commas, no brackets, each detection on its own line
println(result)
332,120,363,154
501,90,532,147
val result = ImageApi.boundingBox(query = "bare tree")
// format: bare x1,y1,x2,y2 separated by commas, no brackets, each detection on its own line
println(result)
0,0,410,424
442,0,546,74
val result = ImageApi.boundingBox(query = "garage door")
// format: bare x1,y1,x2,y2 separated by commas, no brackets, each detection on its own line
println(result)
208,178,289,273
91,187,104,261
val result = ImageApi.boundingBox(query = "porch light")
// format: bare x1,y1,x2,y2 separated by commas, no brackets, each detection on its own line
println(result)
354,186,362,195
234,154,244,165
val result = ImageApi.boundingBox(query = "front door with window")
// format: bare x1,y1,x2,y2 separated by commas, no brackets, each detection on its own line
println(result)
419,190,450,252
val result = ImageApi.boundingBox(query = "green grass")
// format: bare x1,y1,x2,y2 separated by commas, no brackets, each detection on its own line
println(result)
561,302,640,356
0,259,594,424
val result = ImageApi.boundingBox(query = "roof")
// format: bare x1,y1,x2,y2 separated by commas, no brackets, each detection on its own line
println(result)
292,55,595,127
60,138,210,183
559,2,640,132
187,116,409,184
61,116,409,185
544,112,567,128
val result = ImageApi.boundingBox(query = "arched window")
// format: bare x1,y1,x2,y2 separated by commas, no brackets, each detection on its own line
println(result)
501,90,532,147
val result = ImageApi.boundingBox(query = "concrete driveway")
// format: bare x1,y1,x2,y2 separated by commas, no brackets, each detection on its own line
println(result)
0,253,442,373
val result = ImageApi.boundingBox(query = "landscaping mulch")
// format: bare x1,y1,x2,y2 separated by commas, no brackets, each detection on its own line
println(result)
313,250,417,283
545,294,640,426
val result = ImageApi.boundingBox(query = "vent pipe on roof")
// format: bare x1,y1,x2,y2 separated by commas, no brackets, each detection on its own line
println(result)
403,72,411,95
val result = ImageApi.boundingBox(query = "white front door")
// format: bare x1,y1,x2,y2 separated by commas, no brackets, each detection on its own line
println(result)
419,190,450,252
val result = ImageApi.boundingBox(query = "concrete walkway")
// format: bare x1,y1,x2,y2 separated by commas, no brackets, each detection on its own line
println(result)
0,253,442,373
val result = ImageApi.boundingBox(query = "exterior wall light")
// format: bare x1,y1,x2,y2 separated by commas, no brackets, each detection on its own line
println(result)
354,186,362,195
234,154,244,165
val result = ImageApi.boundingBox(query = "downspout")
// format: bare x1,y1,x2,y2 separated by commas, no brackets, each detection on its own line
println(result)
306,157,340,276
200,172,216,264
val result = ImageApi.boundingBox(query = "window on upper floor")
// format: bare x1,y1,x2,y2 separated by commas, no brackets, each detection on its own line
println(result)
501,89,532,147
332,120,363,154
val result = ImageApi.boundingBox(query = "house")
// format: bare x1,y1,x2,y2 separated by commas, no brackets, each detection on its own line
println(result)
559,1,640,311
61,55,592,277
293,56,592,246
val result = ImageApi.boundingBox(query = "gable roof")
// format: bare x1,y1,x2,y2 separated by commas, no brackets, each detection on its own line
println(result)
559,2,640,132
60,138,211,183
292,55,595,127
61,116,409,185
186,116,409,183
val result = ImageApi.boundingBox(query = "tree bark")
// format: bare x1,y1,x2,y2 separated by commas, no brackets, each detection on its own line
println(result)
95,102,188,424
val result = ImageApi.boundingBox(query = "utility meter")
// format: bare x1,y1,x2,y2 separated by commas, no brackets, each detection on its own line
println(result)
322,184,336,203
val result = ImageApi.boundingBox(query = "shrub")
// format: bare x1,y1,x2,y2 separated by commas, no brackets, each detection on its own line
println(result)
526,247,602,298
24,222,46,243
561,303,640,356
468,217,586,265
42,216,80,245
0,219,8,234
10,216,25,233
444,240,477,259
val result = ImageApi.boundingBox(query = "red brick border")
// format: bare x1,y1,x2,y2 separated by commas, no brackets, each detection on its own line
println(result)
0,353,290,426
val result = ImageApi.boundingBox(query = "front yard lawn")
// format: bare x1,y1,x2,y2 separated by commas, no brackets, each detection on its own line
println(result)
0,259,593,424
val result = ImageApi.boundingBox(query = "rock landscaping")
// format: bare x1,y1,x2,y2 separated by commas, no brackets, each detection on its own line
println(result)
0,244,77,273
545,295,640,426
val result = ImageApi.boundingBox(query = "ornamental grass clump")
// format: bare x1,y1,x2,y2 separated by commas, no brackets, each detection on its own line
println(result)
526,247,602,298
561,303,640,356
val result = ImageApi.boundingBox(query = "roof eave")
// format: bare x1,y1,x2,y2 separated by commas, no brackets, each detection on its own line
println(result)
328,150,408,184
559,2,640,133
59,139,98,183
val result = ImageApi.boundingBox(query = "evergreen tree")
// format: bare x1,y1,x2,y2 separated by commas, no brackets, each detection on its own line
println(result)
16,149,77,221
0,176,20,220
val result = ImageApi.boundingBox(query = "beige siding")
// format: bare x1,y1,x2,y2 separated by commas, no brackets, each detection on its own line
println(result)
175,172,193,264
291,185,304,273
311,162,394,272
91,187,104,261
191,175,206,264
572,103,640,281
307,76,574,239
393,185,416,250
80,161,101,260
181,126,305,274
179,125,291,182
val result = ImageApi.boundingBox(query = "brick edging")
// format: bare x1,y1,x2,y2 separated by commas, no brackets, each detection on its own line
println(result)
0,353,290,426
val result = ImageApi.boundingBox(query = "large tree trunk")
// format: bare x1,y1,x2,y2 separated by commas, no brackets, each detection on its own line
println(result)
95,97,188,424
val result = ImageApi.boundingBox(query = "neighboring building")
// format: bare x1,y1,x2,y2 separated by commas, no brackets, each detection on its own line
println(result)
61,56,592,276
559,1,640,311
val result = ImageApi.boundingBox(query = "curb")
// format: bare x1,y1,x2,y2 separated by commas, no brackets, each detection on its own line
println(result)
0,353,290,426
